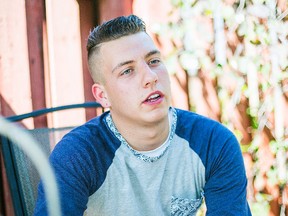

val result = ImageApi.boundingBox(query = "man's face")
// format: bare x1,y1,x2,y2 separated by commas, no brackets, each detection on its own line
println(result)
92,32,172,125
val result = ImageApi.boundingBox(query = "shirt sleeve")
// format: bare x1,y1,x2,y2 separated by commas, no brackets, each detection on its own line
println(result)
33,136,96,216
203,128,252,216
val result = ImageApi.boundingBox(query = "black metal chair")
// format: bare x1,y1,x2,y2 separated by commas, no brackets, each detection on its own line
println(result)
0,102,102,216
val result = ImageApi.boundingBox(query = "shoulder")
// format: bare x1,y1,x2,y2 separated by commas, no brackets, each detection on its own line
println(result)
49,111,119,192
50,112,119,166
173,108,241,165
174,108,233,140
53,111,119,152
51,112,107,154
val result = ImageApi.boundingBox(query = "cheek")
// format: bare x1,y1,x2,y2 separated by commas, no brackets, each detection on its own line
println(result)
157,66,169,78
108,85,131,101
159,71,171,84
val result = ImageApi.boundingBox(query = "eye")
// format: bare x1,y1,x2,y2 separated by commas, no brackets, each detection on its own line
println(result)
149,58,161,66
120,68,133,76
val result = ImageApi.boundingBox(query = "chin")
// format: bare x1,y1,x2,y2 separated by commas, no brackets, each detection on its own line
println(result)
144,106,169,122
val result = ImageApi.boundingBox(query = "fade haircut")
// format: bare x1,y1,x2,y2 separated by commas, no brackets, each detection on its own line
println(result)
87,15,147,83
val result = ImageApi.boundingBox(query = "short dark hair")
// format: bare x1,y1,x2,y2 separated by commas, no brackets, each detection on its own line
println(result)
86,15,147,83
87,15,146,58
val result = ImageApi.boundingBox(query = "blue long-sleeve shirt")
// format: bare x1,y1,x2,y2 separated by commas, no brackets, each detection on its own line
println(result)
34,108,251,215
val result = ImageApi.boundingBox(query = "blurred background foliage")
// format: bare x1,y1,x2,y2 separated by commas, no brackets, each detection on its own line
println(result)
152,0,288,215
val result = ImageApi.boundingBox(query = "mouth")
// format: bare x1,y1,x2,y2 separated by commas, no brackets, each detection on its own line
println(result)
143,91,164,104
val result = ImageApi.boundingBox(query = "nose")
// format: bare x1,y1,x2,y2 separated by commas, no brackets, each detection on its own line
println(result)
142,64,158,88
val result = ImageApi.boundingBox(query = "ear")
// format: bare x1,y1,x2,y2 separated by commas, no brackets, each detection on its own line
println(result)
92,83,111,108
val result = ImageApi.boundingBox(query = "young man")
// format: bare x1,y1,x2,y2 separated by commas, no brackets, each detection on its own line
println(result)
34,15,251,215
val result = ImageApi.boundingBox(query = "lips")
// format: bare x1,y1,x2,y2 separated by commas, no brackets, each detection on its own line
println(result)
143,91,164,104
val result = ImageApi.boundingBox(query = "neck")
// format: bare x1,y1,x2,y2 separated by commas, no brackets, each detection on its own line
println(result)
110,112,170,151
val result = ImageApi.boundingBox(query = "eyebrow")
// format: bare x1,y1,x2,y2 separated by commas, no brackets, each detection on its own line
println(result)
112,60,134,73
111,49,161,73
145,50,161,58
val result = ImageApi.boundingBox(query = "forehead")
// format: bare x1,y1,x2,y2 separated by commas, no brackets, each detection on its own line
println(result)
99,32,159,67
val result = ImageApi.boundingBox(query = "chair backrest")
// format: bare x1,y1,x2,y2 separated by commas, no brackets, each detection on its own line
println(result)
0,102,102,216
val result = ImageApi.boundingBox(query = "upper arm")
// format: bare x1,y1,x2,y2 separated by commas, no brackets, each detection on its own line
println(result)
203,132,251,215
34,139,95,216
